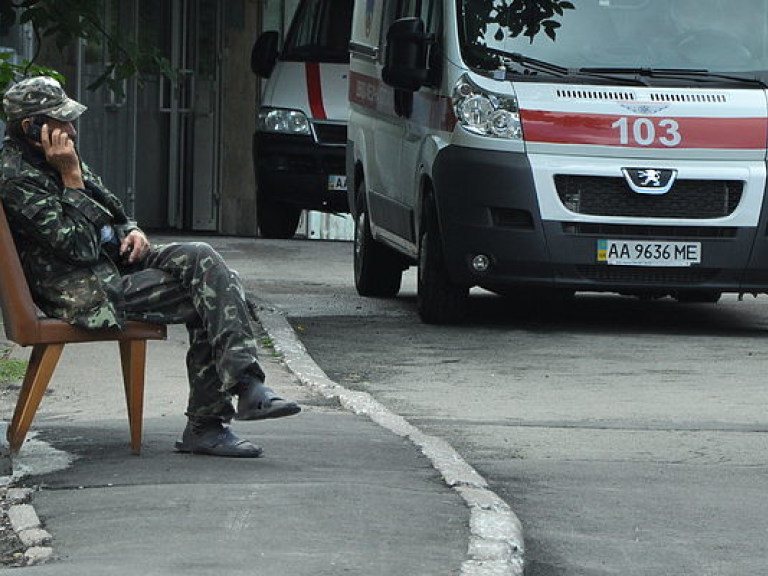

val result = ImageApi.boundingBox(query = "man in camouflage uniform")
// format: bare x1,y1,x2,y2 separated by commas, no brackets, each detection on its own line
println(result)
0,76,300,457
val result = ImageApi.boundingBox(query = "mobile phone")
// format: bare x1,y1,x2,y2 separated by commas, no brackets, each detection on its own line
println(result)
25,117,45,142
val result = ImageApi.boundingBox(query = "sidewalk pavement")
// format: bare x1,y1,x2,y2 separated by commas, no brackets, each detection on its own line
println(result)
0,299,523,575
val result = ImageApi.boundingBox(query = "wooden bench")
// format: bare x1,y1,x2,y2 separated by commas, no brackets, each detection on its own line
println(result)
0,201,167,455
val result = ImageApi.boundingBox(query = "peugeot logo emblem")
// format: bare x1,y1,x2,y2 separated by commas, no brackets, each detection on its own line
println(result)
622,168,677,195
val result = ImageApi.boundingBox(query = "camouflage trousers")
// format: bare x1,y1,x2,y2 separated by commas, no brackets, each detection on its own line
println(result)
119,242,265,426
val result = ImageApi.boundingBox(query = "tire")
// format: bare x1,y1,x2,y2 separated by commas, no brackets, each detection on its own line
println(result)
417,197,468,324
353,180,403,297
257,198,301,239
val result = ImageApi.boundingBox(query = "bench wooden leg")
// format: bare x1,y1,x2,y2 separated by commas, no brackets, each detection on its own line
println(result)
7,343,65,454
119,339,147,455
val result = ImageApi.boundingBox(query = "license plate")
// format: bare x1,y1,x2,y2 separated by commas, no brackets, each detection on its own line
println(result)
597,239,701,267
327,175,347,191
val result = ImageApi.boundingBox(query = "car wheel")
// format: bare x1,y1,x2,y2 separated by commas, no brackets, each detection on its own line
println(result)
417,196,468,324
353,179,403,297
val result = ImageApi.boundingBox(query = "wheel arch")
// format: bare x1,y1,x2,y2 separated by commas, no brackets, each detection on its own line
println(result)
414,136,443,248
354,161,366,208
417,173,437,249
347,121,371,220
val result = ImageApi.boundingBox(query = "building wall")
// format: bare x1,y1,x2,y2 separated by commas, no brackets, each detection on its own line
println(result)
219,0,262,236
5,1,272,237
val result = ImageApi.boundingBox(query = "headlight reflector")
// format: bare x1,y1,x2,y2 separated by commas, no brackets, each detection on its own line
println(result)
452,75,522,140
257,108,311,135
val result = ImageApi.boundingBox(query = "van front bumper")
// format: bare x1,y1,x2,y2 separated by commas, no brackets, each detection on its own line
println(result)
431,146,768,295
253,132,349,212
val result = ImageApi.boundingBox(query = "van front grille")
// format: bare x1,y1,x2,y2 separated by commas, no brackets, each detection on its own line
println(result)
312,122,347,145
577,265,718,284
555,175,743,219
561,223,737,239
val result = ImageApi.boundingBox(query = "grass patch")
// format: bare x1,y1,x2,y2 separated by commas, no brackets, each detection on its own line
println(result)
0,359,26,384
0,344,26,383
258,335,282,358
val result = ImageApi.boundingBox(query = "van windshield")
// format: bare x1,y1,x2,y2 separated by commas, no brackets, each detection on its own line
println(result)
458,0,768,78
282,0,353,63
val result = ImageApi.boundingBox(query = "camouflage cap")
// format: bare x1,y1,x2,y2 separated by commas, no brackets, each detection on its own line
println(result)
2,76,87,122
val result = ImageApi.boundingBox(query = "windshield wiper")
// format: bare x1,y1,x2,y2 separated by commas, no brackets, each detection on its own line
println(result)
580,67,766,87
471,46,569,77
500,51,569,77
493,50,646,85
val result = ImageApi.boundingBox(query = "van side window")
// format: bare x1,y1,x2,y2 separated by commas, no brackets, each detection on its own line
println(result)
399,0,439,30
380,0,443,84
282,0,353,63
421,0,441,37
379,0,402,62
387,0,442,34
381,0,427,42
396,0,415,18
381,0,403,42
425,0,443,83
411,0,443,83
421,0,443,34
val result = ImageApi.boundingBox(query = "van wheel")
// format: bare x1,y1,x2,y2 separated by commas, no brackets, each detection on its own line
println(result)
354,184,403,297
417,198,468,324
257,199,301,239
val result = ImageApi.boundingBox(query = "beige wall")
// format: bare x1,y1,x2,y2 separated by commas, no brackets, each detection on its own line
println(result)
219,0,262,236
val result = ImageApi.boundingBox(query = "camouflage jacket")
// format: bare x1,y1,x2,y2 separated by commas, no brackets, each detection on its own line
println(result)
0,137,141,329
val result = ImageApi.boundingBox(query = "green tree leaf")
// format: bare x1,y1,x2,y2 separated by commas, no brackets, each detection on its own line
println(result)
0,0,172,111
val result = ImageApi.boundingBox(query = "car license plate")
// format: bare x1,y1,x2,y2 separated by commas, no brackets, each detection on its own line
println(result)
597,239,701,267
327,175,347,191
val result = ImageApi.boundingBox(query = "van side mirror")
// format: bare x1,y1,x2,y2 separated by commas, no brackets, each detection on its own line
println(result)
251,31,279,78
382,18,430,92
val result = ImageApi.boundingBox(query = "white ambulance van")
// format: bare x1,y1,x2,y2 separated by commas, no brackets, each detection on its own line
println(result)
347,0,768,323
251,0,353,238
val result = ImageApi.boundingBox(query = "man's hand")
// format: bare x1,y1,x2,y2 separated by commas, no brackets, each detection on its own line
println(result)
40,123,85,189
120,229,150,264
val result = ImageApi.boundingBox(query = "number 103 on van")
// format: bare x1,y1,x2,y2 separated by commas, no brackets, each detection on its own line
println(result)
597,239,701,267
611,117,682,147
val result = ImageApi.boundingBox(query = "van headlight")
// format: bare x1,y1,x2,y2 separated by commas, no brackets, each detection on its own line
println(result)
452,75,522,140
257,107,311,136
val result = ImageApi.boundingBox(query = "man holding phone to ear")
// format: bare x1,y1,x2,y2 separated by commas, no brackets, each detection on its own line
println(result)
0,76,300,457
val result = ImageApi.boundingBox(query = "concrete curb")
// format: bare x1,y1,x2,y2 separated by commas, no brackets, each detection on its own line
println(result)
0,434,11,476
0,485,53,566
1,417,70,567
254,301,525,576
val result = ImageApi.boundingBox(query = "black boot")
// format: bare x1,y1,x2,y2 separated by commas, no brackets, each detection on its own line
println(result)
235,380,301,421
174,422,263,457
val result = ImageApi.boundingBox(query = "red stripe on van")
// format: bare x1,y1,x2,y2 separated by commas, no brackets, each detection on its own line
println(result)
349,71,456,132
521,110,767,150
305,62,327,120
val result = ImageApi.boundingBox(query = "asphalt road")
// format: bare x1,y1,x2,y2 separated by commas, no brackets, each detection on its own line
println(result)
197,235,768,576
